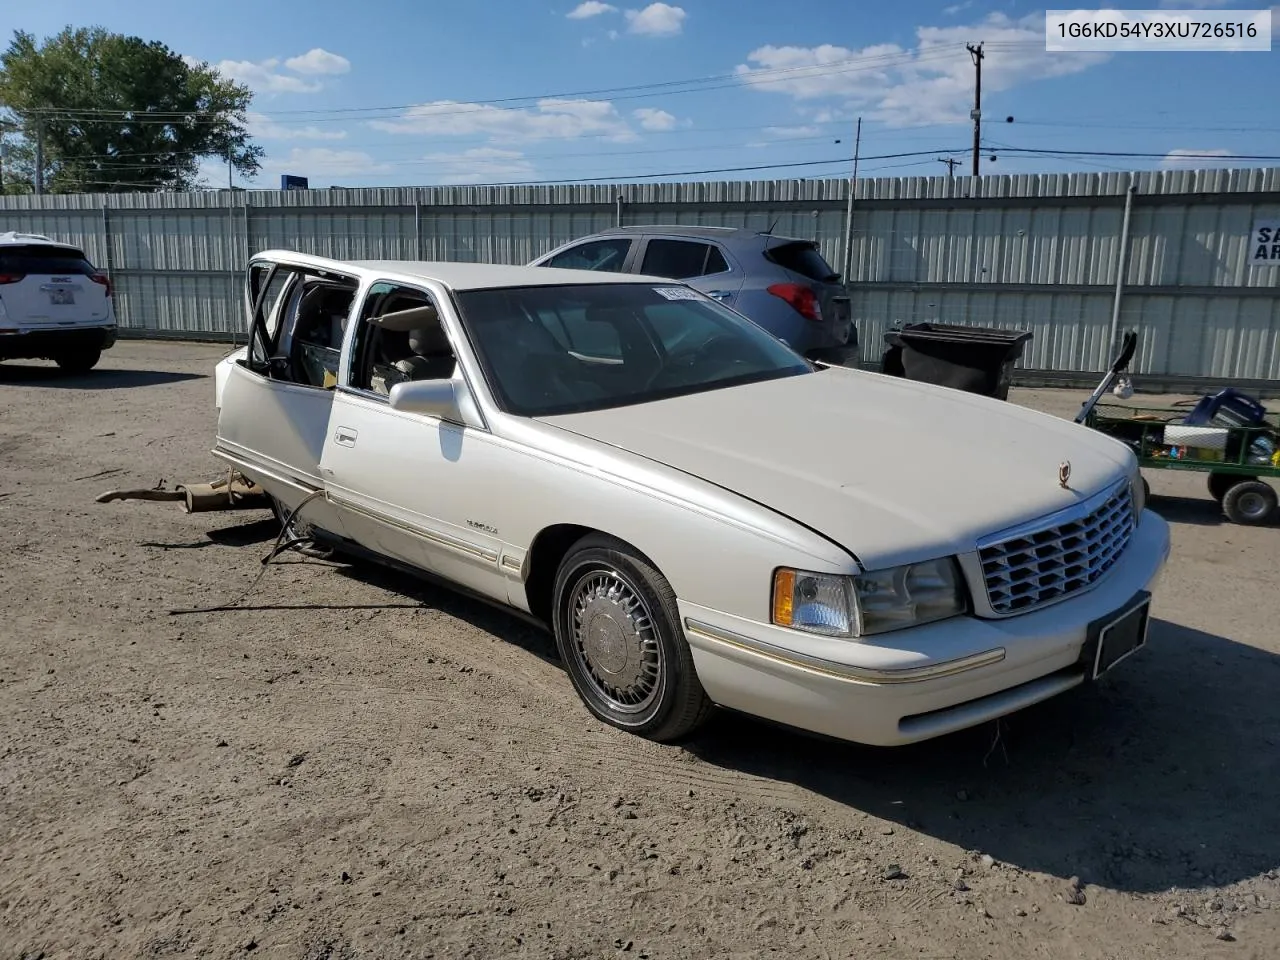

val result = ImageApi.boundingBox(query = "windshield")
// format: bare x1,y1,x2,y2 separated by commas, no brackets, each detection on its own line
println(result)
454,283,813,417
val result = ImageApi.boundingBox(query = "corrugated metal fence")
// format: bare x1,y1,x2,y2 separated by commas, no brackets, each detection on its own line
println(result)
2,167,1278,384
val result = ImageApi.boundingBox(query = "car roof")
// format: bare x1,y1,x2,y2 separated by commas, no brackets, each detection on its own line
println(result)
255,251,680,291
0,231,83,252
586,225,811,245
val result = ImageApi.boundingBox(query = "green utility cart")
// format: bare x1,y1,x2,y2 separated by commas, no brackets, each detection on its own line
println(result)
1075,333,1280,526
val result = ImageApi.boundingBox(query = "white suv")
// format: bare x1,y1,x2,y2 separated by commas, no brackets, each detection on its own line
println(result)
0,231,117,372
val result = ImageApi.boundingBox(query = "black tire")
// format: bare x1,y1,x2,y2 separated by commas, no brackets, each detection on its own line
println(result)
1208,472,1252,503
552,533,712,742
1221,480,1278,526
55,348,102,373
1141,476,1150,505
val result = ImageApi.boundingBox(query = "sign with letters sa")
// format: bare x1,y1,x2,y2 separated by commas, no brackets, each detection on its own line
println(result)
1248,220,1280,267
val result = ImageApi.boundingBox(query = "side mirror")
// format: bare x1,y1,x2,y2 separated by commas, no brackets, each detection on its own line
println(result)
388,379,462,420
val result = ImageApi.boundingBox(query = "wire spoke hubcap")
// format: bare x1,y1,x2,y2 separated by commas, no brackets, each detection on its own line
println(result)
570,570,662,714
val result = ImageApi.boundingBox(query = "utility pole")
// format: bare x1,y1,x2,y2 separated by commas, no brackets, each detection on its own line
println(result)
938,157,961,177
840,116,862,285
34,120,45,196
228,144,234,190
967,42,984,178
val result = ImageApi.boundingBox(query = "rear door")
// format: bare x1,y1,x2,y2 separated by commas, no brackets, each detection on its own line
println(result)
0,243,112,331
632,236,745,308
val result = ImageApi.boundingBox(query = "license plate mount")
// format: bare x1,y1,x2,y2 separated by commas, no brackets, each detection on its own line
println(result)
1089,593,1151,680
49,289,76,305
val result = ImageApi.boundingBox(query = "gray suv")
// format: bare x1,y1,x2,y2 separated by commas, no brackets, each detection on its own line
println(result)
530,226,857,365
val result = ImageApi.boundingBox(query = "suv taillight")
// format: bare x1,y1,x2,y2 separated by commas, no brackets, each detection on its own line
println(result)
0,273,24,285
767,283,821,322
90,273,112,298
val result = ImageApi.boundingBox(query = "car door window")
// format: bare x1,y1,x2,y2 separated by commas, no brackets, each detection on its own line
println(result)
640,239,729,280
349,282,456,397
543,238,631,272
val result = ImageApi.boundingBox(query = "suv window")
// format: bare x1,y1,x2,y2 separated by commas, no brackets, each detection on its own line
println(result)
544,238,631,272
640,239,729,280
0,244,96,277
764,241,840,282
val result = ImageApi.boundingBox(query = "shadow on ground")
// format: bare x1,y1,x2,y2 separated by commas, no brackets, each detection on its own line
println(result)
686,618,1280,895
195,526,1280,894
0,365,204,389
1149,495,1279,528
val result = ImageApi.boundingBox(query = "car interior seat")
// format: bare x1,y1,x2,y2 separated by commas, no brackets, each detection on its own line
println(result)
394,323,456,382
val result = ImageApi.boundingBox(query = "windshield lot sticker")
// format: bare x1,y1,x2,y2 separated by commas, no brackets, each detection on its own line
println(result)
654,287,701,300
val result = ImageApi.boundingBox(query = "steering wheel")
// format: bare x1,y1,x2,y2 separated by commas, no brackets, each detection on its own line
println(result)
643,334,746,391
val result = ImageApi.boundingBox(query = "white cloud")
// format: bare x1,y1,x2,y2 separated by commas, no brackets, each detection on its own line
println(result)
943,0,973,13
246,111,348,141
625,3,686,36
283,48,351,75
1160,148,1237,168
369,98,637,143
421,147,535,184
1158,1,1234,7
632,107,678,130
608,29,620,40
567,1,617,18
214,58,323,94
263,147,393,179
735,13,1109,127
762,125,821,140
195,48,350,94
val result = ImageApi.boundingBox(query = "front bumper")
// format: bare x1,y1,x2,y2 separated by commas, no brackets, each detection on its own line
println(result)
680,509,1172,747
0,326,118,360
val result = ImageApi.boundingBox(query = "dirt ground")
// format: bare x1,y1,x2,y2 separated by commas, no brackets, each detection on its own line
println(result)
2,341,1279,960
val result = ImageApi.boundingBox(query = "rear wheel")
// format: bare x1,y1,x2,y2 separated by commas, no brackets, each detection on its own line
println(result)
55,348,101,373
1208,472,1252,502
552,534,712,742
1221,480,1278,526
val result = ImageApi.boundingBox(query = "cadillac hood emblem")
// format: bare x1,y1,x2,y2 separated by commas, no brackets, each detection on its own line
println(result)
1058,461,1072,489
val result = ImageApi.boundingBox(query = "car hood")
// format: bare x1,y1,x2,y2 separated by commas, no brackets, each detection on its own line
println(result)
539,368,1134,570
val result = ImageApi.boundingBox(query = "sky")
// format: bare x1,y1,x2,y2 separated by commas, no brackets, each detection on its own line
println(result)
6,0,1280,189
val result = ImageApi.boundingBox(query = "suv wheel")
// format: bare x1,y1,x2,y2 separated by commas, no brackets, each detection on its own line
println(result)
55,348,102,374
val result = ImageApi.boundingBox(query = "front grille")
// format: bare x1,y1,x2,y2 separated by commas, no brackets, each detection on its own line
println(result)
978,482,1135,616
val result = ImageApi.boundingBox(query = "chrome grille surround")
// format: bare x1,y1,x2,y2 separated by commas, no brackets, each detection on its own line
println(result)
977,479,1136,617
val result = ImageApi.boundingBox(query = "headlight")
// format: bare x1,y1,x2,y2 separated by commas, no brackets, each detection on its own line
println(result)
772,558,967,638
1130,465,1147,520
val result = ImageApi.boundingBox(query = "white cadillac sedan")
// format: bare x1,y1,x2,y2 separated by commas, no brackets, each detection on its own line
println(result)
213,251,1171,747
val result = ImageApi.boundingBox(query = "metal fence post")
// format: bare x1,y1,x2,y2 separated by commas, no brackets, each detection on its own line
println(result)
1108,180,1138,366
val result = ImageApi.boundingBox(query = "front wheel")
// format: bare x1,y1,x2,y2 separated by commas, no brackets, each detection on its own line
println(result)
552,534,712,742
1221,480,1278,526
55,348,101,373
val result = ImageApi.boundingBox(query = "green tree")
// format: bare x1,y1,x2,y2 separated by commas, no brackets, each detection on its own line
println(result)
0,26,264,193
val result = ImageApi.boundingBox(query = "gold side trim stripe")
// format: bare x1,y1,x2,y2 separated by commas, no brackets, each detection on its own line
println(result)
329,496,499,564
683,619,1005,686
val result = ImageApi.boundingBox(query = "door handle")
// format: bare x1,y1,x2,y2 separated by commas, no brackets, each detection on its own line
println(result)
334,426,357,447
706,290,733,300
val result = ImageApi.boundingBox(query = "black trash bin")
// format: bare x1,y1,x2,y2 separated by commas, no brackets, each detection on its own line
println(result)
881,323,1033,401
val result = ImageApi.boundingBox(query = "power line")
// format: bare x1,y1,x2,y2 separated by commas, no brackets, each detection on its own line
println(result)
8,44,1011,128
45,148,971,190
14,44,1004,123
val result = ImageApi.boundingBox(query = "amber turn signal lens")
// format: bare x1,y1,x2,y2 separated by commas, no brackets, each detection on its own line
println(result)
772,569,795,626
